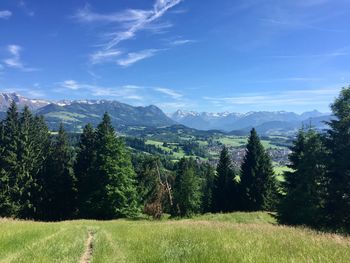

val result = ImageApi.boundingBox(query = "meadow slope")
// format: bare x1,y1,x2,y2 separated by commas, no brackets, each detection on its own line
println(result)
0,212,349,263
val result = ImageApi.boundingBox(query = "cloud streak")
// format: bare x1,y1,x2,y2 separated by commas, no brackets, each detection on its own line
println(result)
90,49,122,64
58,80,145,100
75,0,183,67
155,87,183,99
204,87,341,107
2,45,38,72
0,10,12,19
117,49,160,67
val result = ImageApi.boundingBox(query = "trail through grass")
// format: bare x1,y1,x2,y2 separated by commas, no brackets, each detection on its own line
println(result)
1,213,349,263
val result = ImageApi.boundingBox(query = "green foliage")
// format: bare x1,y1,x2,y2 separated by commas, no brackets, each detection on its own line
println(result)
0,104,51,219
40,123,77,220
135,155,172,219
0,102,20,216
212,146,239,212
75,123,96,218
278,129,327,226
240,128,278,211
325,86,350,231
88,113,140,219
173,158,202,217
200,163,216,213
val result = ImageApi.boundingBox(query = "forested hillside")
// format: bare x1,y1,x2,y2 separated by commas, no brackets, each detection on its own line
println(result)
0,87,349,233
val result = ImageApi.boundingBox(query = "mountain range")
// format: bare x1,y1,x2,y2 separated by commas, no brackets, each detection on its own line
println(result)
0,93,175,131
170,110,332,134
0,93,332,134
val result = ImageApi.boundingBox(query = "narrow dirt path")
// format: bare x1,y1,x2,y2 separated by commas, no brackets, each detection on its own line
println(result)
80,231,94,263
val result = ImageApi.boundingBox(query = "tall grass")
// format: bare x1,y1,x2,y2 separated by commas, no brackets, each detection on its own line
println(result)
1,213,349,263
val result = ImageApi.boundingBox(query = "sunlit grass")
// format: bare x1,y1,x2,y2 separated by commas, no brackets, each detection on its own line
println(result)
1,213,349,263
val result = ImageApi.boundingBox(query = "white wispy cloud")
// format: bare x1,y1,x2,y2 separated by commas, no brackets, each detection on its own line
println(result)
155,87,183,99
58,80,145,100
75,0,183,66
171,39,196,46
203,87,341,107
0,10,12,19
61,80,81,90
117,49,160,67
18,1,34,16
90,49,122,64
157,102,189,110
104,0,182,50
4,45,23,68
2,45,38,72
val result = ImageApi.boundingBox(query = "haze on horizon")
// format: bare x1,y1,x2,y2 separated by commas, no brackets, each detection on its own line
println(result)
0,0,349,114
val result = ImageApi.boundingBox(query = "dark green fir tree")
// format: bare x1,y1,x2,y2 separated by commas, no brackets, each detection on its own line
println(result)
278,129,327,227
212,146,238,212
91,113,139,219
41,123,77,221
240,128,278,211
325,87,350,231
172,157,202,217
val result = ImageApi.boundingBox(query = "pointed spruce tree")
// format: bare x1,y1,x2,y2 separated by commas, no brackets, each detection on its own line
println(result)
41,123,77,221
212,146,238,212
278,129,327,227
325,86,350,231
240,128,278,211
91,113,139,219
74,123,96,218
0,101,20,216
16,106,38,218
172,157,202,217
201,163,216,213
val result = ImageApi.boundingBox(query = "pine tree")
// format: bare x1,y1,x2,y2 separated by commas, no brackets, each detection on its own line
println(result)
90,113,139,219
172,157,202,217
31,115,51,219
201,163,216,213
75,123,96,218
0,102,20,216
325,87,350,231
16,106,37,218
278,129,327,227
240,128,278,211
41,123,77,220
212,146,238,212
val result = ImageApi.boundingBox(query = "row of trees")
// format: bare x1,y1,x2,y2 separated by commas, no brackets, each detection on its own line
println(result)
0,103,140,220
0,86,349,233
0,102,277,220
278,87,350,232
135,128,278,218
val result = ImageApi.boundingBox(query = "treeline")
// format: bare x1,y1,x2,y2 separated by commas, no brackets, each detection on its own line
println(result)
278,87,350,232
0,87,349,233
0,102,278,221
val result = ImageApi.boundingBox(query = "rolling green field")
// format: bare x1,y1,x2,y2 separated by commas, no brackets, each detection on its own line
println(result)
1,212,349,263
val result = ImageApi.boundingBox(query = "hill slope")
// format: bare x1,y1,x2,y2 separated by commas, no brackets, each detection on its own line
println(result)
1,212,349,262
0,93,175,131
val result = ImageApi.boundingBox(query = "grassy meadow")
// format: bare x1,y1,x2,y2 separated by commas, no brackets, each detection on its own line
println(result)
1,212,349,263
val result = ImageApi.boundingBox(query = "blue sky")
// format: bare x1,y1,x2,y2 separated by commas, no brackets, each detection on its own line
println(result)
0,0,350,113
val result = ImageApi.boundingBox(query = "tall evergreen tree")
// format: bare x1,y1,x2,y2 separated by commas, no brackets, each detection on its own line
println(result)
0,102,20,216
16,106,38,218
212,146,238,212
172,157,202,217
201,163,216,213
278,129,327,226
90,113,139,219
325,87,350,231
75,123,96,217
41,123,77,220
240,128,278,211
